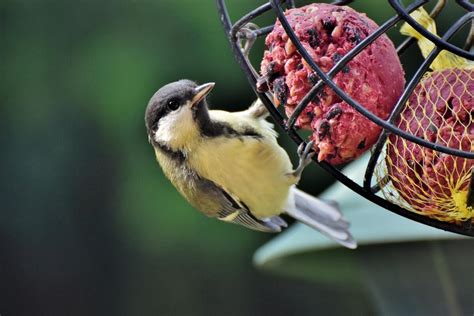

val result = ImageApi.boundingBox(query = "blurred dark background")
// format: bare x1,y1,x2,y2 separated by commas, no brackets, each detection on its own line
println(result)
0,0,468,315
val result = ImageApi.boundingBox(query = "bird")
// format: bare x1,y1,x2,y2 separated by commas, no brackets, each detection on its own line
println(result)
144,79,356,248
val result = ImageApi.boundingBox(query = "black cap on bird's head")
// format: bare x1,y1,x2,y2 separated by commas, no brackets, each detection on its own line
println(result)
145,79,215,134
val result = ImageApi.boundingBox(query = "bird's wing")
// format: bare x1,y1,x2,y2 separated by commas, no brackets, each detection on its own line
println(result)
202,179,286,233
218,207,287,233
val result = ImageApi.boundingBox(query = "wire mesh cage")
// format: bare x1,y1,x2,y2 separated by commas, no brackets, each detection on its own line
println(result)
216,0,474,236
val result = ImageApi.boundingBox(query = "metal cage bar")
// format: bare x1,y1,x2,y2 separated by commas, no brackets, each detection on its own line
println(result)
270,0,474,159
389,0,474,60
285,12,408,130
364,11,474,192
216,0,474,236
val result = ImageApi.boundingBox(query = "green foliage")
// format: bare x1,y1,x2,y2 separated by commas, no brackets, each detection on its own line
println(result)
1,0,470,315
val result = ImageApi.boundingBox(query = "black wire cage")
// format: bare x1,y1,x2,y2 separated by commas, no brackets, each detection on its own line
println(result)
216,0,474,236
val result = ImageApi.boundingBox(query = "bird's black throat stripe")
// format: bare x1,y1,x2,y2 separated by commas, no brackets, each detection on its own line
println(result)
154,141,186,163
193,101,263,139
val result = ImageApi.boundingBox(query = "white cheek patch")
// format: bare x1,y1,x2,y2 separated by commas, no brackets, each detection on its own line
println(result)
154,103,197,147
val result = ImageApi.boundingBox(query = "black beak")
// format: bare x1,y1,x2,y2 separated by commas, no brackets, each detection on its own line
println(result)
190,82,215,108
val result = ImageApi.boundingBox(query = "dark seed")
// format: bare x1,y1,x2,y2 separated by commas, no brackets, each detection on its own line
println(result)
357,139,366,149
256,76,269,93
326,153,336,160
318,120,331,140
344,26,362,44
267,62,277,75
322,17,336,32
326,106,342,120
265,61,281,81
317,90,327,99
428,123,438,133
306,29,319,48
273,77,288,106
296,63,303,70
308,72,319,85
332,53,349,73
349,29,362,44
265,61,280,83
312,95,320,104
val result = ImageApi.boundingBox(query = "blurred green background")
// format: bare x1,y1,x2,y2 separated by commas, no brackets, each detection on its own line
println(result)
0,0,469,315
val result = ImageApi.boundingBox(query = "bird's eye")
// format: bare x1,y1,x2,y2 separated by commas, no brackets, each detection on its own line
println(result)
167,99,180,111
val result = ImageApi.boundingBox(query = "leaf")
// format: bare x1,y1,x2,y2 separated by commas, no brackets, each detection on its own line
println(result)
253,154,465,274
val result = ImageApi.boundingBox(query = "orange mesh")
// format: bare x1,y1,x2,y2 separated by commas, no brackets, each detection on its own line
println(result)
375,68,474,223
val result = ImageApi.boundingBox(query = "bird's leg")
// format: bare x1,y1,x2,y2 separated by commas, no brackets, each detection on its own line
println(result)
237,23,258,58
288,141,315,184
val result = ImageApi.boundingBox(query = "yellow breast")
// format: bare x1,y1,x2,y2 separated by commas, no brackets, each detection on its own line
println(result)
188,111,293,218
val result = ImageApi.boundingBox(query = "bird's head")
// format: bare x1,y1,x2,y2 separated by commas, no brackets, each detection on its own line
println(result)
145,80,215,150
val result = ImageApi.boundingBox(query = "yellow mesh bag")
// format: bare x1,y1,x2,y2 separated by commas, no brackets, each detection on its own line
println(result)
375,8,474,223
376,68,474,223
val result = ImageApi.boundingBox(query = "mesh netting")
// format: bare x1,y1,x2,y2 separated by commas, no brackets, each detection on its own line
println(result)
375,68,474,223
217,0,474,235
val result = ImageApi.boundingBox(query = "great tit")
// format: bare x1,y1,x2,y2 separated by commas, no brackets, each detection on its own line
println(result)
145,80,356,248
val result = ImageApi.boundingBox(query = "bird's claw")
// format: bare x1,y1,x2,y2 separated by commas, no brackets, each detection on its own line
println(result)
237,23,258,58
297,140,315,165
292,141,315,183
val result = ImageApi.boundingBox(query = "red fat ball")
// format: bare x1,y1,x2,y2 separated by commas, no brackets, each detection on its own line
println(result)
260,3,404,165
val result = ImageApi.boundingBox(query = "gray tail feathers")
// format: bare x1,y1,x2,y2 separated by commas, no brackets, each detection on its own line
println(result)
286,187,357,249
